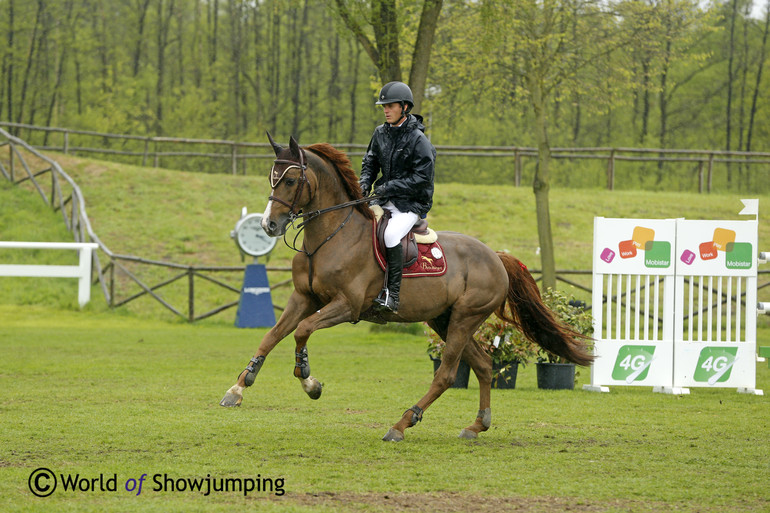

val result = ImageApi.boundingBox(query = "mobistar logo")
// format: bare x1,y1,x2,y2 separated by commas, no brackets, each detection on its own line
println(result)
644,241,671,269
725,242,752,270
693,347,738,384
612,345,656,383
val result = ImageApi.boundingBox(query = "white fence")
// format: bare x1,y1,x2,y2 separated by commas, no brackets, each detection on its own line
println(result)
585,200,765,395
0,241,98,307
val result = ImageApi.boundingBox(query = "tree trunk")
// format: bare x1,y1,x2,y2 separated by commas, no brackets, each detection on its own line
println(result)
372,0,401,82
3,0,14,125
229,0,242,137
348,39,361,143
725,0,738,184
746,2,770,154
657,35,671,182
132,0,151,77
334,0,401,83
327,23,340,140
639,57,650,144
530,79,556,291
155,0,175,134
15,0,44,128
44,0,75,143
409,0,443,113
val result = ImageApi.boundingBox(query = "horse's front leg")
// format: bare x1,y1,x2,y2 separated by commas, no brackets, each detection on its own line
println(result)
220,291,316,407
291,296,355,400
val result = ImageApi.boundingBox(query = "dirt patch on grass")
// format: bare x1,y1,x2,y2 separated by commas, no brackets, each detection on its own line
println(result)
271,491,669,513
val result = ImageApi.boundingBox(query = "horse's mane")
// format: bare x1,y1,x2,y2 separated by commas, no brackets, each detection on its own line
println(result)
306,143,375,221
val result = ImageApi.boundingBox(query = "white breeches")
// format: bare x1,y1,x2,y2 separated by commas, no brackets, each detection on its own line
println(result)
382,201,419,248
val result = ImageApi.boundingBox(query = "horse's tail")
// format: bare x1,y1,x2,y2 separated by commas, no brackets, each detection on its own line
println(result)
495,252,594,366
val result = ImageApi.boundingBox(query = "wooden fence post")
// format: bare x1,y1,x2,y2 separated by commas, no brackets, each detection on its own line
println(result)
9,143,14,181
606,149,615,190
514,150,521,187
231,143,237,175
707,153,714,193
698,160,704,193
142,138,150,167
109,261,115,308
63,130,69,154
188,268,195,322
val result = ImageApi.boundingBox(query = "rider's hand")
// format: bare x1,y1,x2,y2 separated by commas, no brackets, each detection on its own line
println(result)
373,184,390,197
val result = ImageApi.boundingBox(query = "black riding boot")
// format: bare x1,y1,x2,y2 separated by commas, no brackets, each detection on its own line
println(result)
374,243,403,313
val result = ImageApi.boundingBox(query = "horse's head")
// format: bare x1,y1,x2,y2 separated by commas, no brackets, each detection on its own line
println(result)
261,133,316,236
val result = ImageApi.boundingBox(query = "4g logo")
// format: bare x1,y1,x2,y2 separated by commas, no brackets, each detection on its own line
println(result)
612,345,656,383
693,347,738,384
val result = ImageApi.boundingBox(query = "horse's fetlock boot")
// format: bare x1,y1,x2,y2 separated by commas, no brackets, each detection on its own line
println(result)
478,407,492,429
242,356,265,387
295,347,310,380
407,405,423,427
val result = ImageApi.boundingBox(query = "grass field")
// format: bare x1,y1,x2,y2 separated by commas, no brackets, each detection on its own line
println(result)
2,152,770,511
1,304,769,512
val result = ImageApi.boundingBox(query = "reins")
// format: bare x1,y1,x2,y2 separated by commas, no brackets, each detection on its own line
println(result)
270,148,379,296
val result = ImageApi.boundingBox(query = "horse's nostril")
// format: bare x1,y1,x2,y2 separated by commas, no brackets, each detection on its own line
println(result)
268,221,277,232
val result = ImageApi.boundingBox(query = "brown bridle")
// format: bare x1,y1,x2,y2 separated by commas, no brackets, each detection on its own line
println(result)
268,147,308,220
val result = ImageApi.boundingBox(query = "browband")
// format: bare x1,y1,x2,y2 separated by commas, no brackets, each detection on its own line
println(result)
270,149,307,188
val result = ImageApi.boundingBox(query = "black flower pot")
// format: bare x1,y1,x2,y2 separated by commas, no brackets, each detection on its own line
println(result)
492,362,519,389
430,357,471,388
536,362,575,390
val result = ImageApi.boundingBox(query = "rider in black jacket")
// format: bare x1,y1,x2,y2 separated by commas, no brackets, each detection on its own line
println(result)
360,81,436,313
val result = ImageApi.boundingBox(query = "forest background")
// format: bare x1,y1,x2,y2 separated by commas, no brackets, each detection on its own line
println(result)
2,0,769,165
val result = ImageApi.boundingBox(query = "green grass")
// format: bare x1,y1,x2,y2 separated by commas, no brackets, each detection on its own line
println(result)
0,305,769,512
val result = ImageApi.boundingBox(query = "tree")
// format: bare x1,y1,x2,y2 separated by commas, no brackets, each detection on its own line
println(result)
479,0,623,290
747,2,770,153
333,0,443,113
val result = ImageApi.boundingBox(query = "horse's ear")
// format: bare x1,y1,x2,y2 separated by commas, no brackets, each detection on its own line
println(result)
289,136,301,159
266,131,282,156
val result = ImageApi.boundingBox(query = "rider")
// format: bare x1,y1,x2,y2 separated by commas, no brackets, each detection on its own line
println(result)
359,81,436,313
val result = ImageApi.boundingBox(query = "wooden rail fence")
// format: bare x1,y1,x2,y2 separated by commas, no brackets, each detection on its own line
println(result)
0,127,296,321
3,121,770,193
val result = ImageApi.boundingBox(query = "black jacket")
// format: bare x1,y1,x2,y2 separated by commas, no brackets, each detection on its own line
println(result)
360,114,436,217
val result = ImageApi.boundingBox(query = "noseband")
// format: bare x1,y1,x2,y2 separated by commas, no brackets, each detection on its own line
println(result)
268,147,308,220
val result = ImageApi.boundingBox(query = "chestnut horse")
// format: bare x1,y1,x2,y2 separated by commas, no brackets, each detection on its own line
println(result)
219,135,592,442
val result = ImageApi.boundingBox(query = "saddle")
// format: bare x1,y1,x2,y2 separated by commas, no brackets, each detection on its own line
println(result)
372,205,436,268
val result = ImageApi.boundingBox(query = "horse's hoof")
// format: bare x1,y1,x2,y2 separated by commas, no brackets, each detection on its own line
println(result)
301,376,323,400
219,385,243,407
458,428,478,439
382,428,405,442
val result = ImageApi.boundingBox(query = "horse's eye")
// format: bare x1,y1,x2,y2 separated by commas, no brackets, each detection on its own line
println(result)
285,178,296,187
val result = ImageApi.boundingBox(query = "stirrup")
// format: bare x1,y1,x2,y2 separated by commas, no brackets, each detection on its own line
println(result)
374,288,398,312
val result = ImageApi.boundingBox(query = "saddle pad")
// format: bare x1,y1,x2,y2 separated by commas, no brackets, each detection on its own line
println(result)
372,221,447,278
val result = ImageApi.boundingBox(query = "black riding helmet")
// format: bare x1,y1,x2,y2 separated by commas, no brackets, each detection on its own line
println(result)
375,81,414,113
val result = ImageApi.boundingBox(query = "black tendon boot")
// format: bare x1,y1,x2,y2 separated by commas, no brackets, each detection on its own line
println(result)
374,243,403,313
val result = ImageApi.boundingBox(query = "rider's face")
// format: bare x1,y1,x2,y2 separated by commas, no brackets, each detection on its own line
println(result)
383,102,404,125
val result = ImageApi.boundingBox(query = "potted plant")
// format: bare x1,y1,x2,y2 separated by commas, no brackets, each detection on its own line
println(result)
426,327,471,388
535,289,594,390
474,309,539,389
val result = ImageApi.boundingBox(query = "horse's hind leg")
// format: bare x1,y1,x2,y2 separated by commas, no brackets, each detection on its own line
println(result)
458,340,493,439
382,310,488,442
